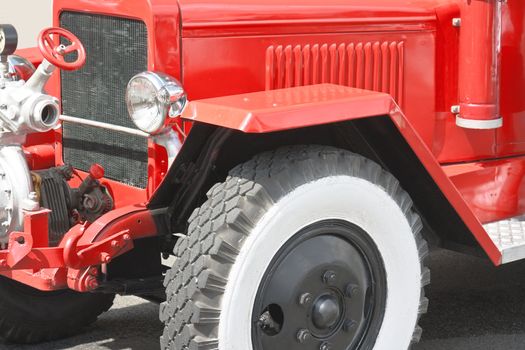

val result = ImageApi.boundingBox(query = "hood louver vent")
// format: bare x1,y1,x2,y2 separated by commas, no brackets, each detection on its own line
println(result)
265,42,405,106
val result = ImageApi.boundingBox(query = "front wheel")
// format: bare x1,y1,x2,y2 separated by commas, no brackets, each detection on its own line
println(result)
161,146,430,350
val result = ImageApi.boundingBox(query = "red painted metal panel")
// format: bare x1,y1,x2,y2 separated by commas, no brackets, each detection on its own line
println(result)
497,1,525,155
178,0,514,164
179,0,438,37
23,145,55,170
182,83,501,264
183,30,436,150
445,157,525,224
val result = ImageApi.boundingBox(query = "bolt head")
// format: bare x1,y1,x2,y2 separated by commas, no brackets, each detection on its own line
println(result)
296,329,311,343
345,283,359,298
322,270,337,285
86,276,99,290
320,342,332,350
100,252,111,263
299,292,313,306
343,319,357,332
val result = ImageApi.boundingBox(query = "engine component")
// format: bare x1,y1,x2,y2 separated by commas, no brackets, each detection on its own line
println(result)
76,164,114,223
3,55,35,82
33,166,74,245
0,146,33,244
0,25,61,138
33,164,114,245
0,24,87,244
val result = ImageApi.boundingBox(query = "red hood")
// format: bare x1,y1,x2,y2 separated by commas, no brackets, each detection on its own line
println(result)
178,0,459,36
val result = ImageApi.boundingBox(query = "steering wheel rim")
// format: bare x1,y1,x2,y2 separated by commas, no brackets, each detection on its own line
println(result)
38,27,86,71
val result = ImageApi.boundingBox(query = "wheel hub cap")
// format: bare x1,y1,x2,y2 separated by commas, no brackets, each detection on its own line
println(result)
252,220,387,350
312,294,342,330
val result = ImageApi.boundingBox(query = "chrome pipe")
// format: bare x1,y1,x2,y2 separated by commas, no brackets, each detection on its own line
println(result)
59,115,149,138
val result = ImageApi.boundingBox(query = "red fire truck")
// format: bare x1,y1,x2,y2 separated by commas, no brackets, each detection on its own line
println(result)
0,0,518,348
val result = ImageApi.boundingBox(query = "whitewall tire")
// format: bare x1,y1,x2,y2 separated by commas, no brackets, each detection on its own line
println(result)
160,146,430,350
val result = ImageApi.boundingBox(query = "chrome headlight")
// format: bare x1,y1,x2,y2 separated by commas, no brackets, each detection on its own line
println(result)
125,72,187,134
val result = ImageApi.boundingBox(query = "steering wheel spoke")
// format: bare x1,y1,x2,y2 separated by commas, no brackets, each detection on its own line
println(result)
43,34,54,48
63,42,80,55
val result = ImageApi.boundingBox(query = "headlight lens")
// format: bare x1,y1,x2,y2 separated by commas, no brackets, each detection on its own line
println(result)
126,72,187,134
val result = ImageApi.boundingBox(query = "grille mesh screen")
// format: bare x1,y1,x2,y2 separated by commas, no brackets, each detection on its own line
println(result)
60,12,148,188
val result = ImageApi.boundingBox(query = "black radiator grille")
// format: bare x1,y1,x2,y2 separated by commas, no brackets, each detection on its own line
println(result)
60,12,148,188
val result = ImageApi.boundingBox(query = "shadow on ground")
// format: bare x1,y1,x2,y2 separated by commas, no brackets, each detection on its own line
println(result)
415,249,525,350
4,249,525,349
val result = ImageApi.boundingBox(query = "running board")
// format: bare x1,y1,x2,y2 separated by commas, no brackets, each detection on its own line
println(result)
484,219,525,264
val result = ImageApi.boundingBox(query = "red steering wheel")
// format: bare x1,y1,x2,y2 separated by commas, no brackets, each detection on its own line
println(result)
38,27,86,71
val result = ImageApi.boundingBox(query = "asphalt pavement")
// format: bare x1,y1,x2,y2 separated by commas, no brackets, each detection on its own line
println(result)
3,249,525,350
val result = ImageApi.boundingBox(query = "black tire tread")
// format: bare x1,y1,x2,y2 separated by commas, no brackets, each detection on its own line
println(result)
0,276,114,344
160,145,429,350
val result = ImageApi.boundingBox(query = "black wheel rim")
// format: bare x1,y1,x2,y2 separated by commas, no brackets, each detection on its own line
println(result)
252,220,387,350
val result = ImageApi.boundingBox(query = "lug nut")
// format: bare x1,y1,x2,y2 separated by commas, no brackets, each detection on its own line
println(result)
100,252,111,263
86,276,99,291
343,319,357,332
320,342,332,350
345,283,359,298
298,292,313,306
296,329,311,343
322,270,337,285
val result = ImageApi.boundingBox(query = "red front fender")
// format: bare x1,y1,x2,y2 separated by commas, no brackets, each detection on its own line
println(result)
181,84,501,264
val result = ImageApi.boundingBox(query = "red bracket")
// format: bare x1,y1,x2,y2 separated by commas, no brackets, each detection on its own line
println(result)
6,232,33,268
64,228,133,269
0,205,156,291
3,208,50,268
67,266,100,292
